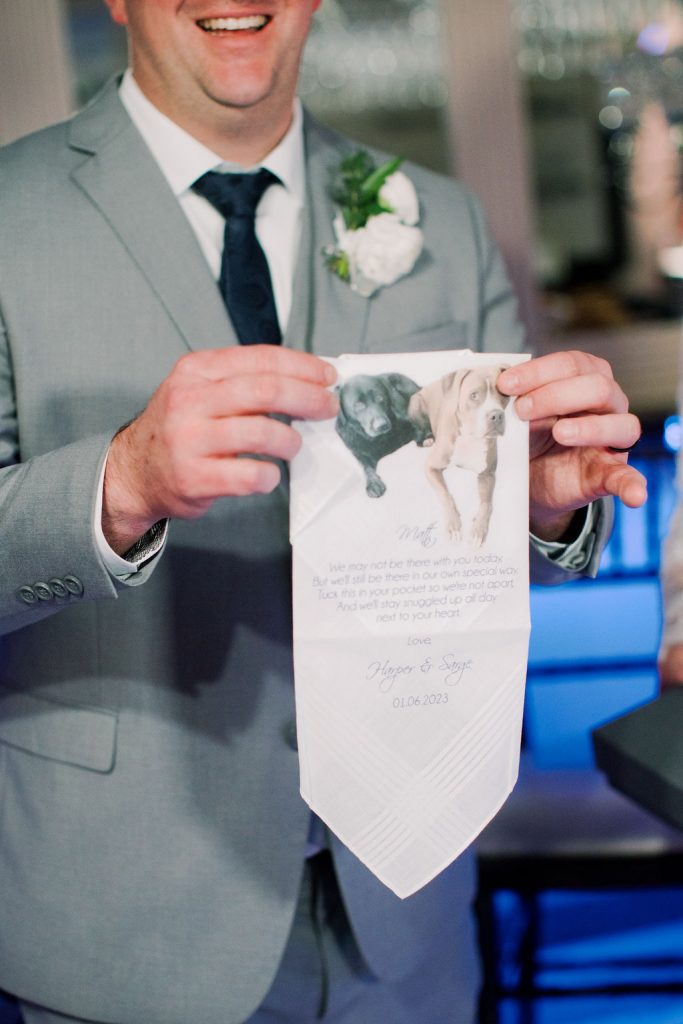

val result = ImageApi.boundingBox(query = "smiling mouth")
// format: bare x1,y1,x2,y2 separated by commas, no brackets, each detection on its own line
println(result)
197,15,271,32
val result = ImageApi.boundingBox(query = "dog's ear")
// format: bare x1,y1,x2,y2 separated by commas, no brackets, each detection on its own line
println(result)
384,373,418,420
411,370,463,432
492,365,511,406
408,390,430,433
410,379,442,431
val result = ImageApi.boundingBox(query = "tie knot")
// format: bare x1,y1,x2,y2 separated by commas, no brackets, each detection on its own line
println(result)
192,168,280,220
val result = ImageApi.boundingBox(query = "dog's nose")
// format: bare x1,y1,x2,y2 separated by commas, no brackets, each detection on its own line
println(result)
368,416,391,437
487,408,505,432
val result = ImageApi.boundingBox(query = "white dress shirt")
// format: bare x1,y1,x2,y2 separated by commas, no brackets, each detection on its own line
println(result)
118,70,306,331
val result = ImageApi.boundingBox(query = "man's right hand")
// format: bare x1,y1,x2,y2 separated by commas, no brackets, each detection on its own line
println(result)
102,345,338,555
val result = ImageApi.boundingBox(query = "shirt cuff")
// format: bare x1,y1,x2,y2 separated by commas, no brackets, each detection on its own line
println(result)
94,455,168,580
530,503,598,573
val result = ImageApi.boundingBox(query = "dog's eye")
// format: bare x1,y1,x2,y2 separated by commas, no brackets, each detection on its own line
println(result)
470,390,482,402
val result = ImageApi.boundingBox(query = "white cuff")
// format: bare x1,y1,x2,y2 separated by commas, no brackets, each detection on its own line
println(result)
94,455,167,580
530,503,598,573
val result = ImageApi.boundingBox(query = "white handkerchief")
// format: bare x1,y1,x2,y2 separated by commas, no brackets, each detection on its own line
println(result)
290,349,531,897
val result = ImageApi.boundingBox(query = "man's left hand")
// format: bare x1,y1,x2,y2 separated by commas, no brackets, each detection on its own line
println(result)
497,350,647,542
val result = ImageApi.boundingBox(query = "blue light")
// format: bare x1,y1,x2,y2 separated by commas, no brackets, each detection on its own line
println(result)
663,415,681,453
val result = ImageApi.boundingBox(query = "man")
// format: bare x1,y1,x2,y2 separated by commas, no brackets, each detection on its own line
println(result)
0,2,646,1022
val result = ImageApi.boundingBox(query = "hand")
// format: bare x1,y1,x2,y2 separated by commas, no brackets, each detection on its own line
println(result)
497,351,647,541
659,645,683,690
103,345,338,554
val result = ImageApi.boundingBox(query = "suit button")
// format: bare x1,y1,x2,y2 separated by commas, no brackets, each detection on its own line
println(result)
49,578,68,598
34,582,54,602
285,721,298,752
17,585,37,605
63,575,84,597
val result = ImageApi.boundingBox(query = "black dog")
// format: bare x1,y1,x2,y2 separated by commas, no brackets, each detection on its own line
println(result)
335,373,433,497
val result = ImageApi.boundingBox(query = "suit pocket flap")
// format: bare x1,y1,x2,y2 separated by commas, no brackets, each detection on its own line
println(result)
0,690,117,773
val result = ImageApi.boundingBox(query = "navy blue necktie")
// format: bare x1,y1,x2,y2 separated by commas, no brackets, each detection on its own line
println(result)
193,169,282,345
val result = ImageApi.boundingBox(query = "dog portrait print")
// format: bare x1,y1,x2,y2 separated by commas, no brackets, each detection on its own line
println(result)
335,372,434,497
408,365,510,546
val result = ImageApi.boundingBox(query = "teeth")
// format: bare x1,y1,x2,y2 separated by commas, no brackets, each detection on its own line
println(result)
198,15,268,31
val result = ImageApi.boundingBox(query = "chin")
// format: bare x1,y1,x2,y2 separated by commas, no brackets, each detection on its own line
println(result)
204,74,276,111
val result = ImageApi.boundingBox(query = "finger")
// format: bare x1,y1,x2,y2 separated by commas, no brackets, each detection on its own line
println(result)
200,414,304,462
513,372,628,421
198,374,339,421
154,452,285,513
200,455,283,497
587,457,648,509
498,350,614,396
552,413,642,450
177,345,337,387
159,373,336,426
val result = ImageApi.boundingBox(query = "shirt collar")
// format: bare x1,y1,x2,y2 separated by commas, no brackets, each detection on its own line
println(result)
118,69,306,204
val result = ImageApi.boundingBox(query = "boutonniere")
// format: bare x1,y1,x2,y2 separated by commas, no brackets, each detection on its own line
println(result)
324,150,424,298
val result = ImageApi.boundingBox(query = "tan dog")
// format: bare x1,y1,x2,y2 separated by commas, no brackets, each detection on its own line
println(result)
408,366,510,545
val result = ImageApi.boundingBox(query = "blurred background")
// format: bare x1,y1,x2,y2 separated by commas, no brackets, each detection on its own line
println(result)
2,1,683,1020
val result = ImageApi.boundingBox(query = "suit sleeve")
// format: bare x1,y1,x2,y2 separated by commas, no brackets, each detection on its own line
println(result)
0,309,156,637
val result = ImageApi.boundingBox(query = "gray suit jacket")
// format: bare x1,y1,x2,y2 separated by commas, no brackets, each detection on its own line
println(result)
0,80,609,1022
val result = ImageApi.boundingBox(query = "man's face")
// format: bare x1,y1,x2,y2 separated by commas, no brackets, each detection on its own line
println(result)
105,0,321,135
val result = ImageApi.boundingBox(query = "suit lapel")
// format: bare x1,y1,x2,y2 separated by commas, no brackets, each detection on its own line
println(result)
68,87,371,359
284,115,372,358
68,81,236,354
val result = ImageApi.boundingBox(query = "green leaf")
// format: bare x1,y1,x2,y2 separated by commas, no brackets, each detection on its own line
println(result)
328,150,406,234
337,252,350,281
345,207,368,230
341,150,375,180
323,247,350,282
360,156,403,203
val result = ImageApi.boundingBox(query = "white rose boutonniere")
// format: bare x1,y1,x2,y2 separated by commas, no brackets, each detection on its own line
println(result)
325,151,424,298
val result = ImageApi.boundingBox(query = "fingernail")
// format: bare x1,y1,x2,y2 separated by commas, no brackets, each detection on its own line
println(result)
323,363,337,385
515,396,532,418
500,371,520,392
556,422,578,443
